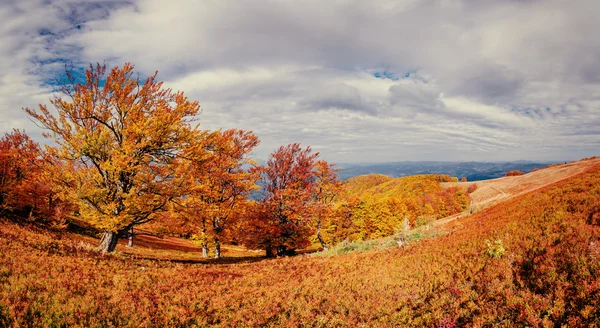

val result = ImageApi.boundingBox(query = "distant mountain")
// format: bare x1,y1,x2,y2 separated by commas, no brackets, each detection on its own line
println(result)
335,161,560,181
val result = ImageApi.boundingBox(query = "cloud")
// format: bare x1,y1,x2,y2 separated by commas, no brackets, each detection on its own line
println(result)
1,0,600,162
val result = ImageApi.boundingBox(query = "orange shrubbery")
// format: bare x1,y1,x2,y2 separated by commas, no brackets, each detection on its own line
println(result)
0,130,68,225
323,174,469,242
467,183,478,193
505,170,525,176
1,164,600,326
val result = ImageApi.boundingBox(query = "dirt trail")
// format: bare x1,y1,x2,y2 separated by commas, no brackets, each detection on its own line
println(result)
352,160,600,240
439,157,600,223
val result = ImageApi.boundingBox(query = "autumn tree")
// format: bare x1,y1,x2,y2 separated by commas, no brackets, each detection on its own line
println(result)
0,130,55,220
172,129,259,259
312,160,342,250
244,144,328,257
25,63,200,253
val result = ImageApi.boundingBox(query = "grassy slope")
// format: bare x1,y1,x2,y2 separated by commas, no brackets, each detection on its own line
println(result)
1,163,600,327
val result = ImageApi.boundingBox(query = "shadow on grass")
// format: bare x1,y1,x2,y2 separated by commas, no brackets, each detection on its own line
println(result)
125,254,270,265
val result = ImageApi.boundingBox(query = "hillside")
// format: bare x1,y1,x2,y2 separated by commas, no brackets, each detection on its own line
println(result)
2,160,600,326
336,174,469,241
446,157,600,211
337,161,554,181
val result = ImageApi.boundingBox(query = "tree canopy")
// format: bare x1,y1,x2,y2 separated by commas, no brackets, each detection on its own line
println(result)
26,63,201,252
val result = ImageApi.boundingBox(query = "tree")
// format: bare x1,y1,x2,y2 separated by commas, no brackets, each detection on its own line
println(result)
0,130,54,220
172,129,259,259
312,160,342,250
244,144,321,257
25,63,200,253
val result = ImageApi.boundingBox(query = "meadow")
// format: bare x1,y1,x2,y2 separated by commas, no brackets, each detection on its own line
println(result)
2,162,600,327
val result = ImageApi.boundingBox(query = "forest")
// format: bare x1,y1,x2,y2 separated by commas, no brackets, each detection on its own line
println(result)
2,63,600,327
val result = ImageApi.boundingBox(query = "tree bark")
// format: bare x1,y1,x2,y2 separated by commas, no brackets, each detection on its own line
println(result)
99,231,118,253
200,227,209,258
265,244,274,258
202,242,209,258
127,225,134,248
317,219,328,250
214,238,221,259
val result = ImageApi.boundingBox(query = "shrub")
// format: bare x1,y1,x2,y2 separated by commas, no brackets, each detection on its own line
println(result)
505,170,525,177
467,183,478,193
484,239,506,259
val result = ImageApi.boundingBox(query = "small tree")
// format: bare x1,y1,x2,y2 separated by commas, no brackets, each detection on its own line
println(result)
172,129,259,259
0,130,55,220
26,63,200,252
244,144,318,257
312,160,342,250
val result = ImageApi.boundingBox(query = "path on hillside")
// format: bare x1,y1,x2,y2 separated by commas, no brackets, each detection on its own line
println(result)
434,158,600,229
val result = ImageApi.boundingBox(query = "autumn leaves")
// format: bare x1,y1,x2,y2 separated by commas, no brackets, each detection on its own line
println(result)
21,62,340,256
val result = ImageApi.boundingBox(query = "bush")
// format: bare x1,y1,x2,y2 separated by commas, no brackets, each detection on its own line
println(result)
484,239,506,259
505,170,524,177
467,183,478,193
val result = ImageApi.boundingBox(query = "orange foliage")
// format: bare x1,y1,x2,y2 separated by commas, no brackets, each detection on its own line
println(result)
505,170,525,176
329,174,469,241
2,164,600,326
467,183,478,193
243,144,320,256
170,129,259,258
0,130,62,223
25,63,201,252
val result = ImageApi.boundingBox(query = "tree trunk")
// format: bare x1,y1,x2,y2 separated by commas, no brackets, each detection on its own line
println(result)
99,231,118,253
200,227,209,258
214,238,221,259
127,226,134,248
265,244,274,258
317,219,328,250
202,242,209,258
277,246,296,256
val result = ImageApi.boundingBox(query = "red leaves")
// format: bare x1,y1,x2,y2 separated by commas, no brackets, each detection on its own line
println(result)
243,144,337,255
505,170,525,176
2,161,600,326
0,130,57,222
467,183,478,194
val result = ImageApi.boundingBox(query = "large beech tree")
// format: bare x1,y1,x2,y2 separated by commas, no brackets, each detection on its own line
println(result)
26,63,200,253
172,129,259,259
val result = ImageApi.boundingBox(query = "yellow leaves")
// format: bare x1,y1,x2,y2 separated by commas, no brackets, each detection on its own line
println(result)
24,63,202,236
330,174,470,242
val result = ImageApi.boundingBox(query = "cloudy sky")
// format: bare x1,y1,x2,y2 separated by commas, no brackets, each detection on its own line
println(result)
1,0,599,163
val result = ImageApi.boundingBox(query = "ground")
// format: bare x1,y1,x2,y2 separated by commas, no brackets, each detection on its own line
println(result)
2,158,600,327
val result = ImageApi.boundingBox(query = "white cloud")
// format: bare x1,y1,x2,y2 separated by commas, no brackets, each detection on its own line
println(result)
1,0,600,162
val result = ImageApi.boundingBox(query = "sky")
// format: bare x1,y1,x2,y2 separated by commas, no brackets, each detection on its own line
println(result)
1,0,599,163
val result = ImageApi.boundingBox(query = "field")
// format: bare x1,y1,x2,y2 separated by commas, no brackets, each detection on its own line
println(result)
2,161,600,327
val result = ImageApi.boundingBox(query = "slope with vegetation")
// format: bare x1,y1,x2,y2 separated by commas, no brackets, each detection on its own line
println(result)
2,61,600,326
2,160,600,326
324,174,469,242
